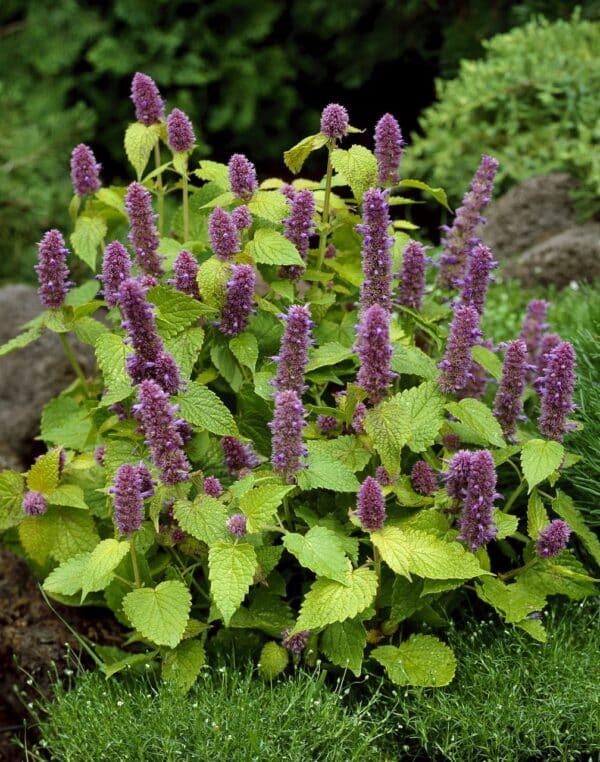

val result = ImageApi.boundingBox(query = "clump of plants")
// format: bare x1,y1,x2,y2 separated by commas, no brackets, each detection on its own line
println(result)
0,73,597,692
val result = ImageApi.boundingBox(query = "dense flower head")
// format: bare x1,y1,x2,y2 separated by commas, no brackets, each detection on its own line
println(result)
35,229,72,309
135,379,190,485
457,449,498,550
493,339,528,440
398,240,427,311
519,300,550,366
70,143,101,196
269,389,307,483
355,476,386,531
203,476,223,498
375,466,394,486
356,304,395,403
316,414,338,433
536,519,571,559
125,182,163,276
221,436,260,476
112,463,144,536
357,188,394,311
228,153,258,200
99,241,131,308
226,513,247,538
534,333,562,395
273,304,313,395
281,628,310,655
219,264,255,336
374,113,404,185
279,183,296,200
167,108,195,153
352,401,367,434
444,450,474,502
279,189,316,280
411,461,438,496
94,445,106,467
438,304,482,394
232,205,253,231
22,491,48,517
460,243,497,315
208,207,241,260
130,72,164,125
442,433,461,451
320,103,349,140
324,243,337,259
438,155,499,288
171,250,200,299
538,341,576,441
136,462,155,498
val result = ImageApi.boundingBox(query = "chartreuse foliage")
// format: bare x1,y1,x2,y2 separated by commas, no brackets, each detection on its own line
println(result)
0,78,596,698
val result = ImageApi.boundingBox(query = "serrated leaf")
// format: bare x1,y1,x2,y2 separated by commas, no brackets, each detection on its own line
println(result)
41,396,93,450
27,449,62,495
0,471,25,531
124,122,160,178
494,511,519,540
0,323,44,358
331,146,378,200
284,526,350,585
295,566,377,632
197,257,230,309
390,576,424,622
19,507,99,564
239,484,294,533
162,640,206,693
552,490,600,565
70,215,107,270
305,437,371,473
521,439,564,492
399,179,452,212
177,382,238,435
371,527,412,576
208,542,257,625
95,187,127,215
230,333,259,373
372,634,456,687
391,344,438,381
147,286,206,338
476,577,547,623
164,327,204,379
103,651,159,678
229,591,294,637
252,229,304,267
71,316,108,346
43,553,90,596
527,489,549,540
446,398,505,448
95,333,132,406
471,344,502,381
515,618,547,642
321,619,366,677
174,497,229,545
259,641,289,680
81,539,131,600
194,160,229,188
297,444,359,492
123,580,191,648
248,191,290,223
305,342,354,372
283,132,328,174
48,484,88,510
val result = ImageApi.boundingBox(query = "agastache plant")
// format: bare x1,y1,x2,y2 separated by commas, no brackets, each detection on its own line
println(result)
219,264,255,336
171,250,201,299
167,108,195,153
355,304,395,403
270,390,307,483
35,229,72,309
355,476,386,531
99,241,132,308
374,113,404,185
125,181,163,276
398,240,427,311
70,144,101,197
357,188,394,311
519,299,549,364
438,304,482,394
209,208,241,260
112,463,145,536
130,72,164,125
273,304,313,395
538,341,576,441
493,339,528,441
228,153,258,201
457,450,498,551
460,243,497,315
279,189,316,280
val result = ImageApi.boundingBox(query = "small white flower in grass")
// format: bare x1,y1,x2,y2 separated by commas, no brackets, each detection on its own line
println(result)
117,700,124,707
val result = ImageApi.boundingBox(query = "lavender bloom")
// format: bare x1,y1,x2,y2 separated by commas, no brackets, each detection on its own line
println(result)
460,243,497,315
279,183,296,200
493,339,528,440
22,491,48,517
94,445,106,467
375,466,394,486
232,205,253,231
458,449,498,550
519,300,550,366
135,379,191,485
536,519,571,558
112,464,144,536
57,447,67,477
534,333,562,395
226,513,247,537
109,401,128,421
320,104,349,140
99,241,131,308
136,462,155,498
125,182,163,276
438,305,482,394
352,402,367,434
324,243,337,259
219,264,255,337
282,628,310,655
221,436,260,476
374,113,404,185
398,240,427,311
70,144,101,196
355,476,386,531
130,72,164,125
208,208,241,261
228,154,258,201
442,433,461,451
356,304,395,403
172,250,200,299
357,188,394,311
35,229,71,309
204,476,223,498
411,461,438,496
273,304,313,395
444,450,473,502
279,189,316,280
316,414,338,433
167,108,195,153
539,341,576,442
438,155,499,288
270,389,307,483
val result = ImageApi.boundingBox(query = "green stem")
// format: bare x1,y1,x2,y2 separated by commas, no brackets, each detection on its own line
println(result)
282,496,293,531
59,333,90,397
113,574,136,589
498,558,538,583
316,142,334,271
154,143,165,236
130,541,142,588
503,479,526,514
373,546,382,609
182,158,189,243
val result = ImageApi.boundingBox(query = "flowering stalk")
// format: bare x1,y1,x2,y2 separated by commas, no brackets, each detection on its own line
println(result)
219,264,255,336
535,520,571,558
171,250,200,299
99,241,131,308
538,341,576,441
493,339,528,440
112,463,145,537
228,154,258,201
519,299,550,367
411,461,438,495
355,304,395,403
457,449,498,550
280,189,316,280
398,239,427,311
438,305,482,394
444,450,473,503
36,229,72,309
270,389,307,483
221,436,259,476
460,242,497,315
209,208,241,260
374,113,404,186
534,333,562,395
355,476,386,531
70,144,101,197
357,188,394,312
273,304,313,395
125,182,163,276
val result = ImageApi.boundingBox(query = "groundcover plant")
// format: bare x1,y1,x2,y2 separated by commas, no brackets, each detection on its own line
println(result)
0,73,598,692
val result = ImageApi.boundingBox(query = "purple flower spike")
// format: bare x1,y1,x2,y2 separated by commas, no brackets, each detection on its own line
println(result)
125,181,163,276
279,189,316,281
22,491,48,517
35,229,72,309
356,304,395,403
100,241,131,308
131,72,164,126
457,449,498,551
438,305,482,394
398,240,427,311
221,436,259,476
70,143,101,197
273,304,313,395
355,476,386,531
112,463,144,536
536,519,571,559
460,243,497,315
411,461,438,496
219,264,255,337
444,450,474,502
320,104,349,140
375,466,394,486
316,414,338,433
232,205,253,231
457,338,493,401
519,300,550,365
493,339,528,440
374,113,404,185
172,250,200,299
167,108,195,153
269,389,307,483
442,433,461,451
539,341,576,442
228,154,258,201
208,208,241,261
357,188,394,312
282,628,310,655
136,379,191,485
352,402,367,434
94,445,107,467
136,462,155,498
226,513,247,537
534,333,562,395
438,155,499,289
204,476,223,498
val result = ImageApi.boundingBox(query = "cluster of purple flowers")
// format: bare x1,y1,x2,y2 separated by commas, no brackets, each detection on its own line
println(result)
166,109,195,153
374,113,404,186
171,250,201,299
397,240,427,311
411,461,438,496
204,476,223,498
281,628,310,655
22,491,48,517
519,300,549,366
221,436,259,476
35,229,72,309
280,189,316,280
355,476,386,531
130,72,164,125
460,243,497,315
232,205,253,231
538,341,576,441
228,154,258,201
269,390,308,483
355,304,395,403
357,188,394,312
219,264,256,336
125,182,163,276
70,144,101,197
112,463,145,536
493,339,528,440
273,305,313,395
535,519,571,558
226,513,247,538
208,208,241,260
320,104,349,140
99,241,132,308
438,305,482,394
